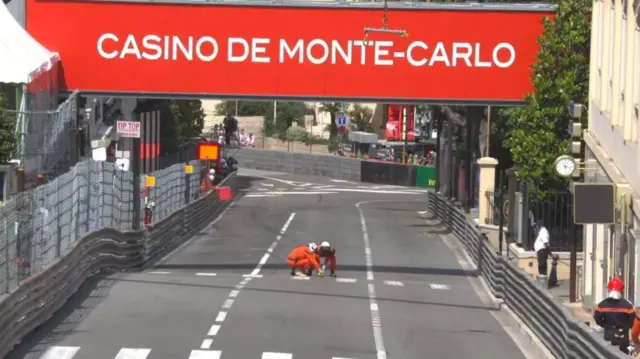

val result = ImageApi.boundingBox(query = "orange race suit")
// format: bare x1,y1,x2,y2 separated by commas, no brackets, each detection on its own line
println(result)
595,297,636,353
287,245,321,275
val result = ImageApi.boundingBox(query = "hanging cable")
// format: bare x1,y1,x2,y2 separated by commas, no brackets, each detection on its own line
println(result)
363,0,409,46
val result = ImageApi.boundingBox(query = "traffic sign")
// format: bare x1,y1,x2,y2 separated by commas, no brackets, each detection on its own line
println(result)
336,115,347,126
116,121,141,138
338,125,347,134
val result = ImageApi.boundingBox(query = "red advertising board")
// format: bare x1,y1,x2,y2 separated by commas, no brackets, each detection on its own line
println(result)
26,1,553,102
386,105,415,141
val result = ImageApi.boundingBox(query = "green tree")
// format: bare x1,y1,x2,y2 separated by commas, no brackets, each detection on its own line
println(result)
318,102,342,140
0,92,15,163
262,101,312,138
214,101,270,116
502,0,590,190
159,100,206,155
348,104,374,132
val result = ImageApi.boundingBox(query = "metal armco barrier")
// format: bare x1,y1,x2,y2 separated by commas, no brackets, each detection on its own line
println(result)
360,160,417,186
0,172,241,358
427,191,626,359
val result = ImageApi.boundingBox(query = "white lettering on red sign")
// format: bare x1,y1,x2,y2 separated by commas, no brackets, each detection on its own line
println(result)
96,33,516,68
116,120,141,138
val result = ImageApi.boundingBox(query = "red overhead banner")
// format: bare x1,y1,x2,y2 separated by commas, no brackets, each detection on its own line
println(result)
26,1,552,102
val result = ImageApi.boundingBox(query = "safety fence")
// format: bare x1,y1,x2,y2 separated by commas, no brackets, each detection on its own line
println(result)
4,91,79,180
0,167,241,358
427,191,625,359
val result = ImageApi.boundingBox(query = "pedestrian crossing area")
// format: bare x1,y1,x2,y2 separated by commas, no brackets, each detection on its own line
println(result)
39,347,358,359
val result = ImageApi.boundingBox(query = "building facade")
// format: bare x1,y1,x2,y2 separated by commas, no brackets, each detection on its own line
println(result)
582,0,640,307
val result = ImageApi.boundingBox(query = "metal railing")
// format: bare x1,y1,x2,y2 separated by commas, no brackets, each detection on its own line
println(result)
428,191,626,359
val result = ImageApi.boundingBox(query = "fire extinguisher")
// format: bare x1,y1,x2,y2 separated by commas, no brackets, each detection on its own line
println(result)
144,201,156,227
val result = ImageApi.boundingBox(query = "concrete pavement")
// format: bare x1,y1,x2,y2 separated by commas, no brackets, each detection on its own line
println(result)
7,172,537,359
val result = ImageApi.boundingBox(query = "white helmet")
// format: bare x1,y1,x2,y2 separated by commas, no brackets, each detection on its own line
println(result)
308,242,318,252
320,241,331,248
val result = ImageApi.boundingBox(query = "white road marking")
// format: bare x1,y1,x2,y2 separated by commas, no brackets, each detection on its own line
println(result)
291,276,310,280
297,183,314,187
242,274,263,278
200,339,213,349
40,346,81,359
245,194,281,198
222,299,234,309
383,280,405,287
148,271,170,274
336,278,357,283
215,311,227,322
188,350,222,359
330,179,353,183
249,213,296,277
260,183,275,187
207,324,221,336
195,272,217,276
261,352,293,359
313,184,335,189
429,283,450,290
333,357,358,359
332,188,428,194
114,348,151,359
260,176,297,185
356,201,387,359
229,290,239,297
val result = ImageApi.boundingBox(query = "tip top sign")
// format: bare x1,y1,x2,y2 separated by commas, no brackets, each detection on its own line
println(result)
116,121,141,138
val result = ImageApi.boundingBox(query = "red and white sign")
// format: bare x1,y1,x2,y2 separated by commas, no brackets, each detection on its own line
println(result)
26,1,553,102
116,121,141,138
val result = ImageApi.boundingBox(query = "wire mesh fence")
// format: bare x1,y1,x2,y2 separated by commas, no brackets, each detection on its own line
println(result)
3,91,79,183
0,158,207,294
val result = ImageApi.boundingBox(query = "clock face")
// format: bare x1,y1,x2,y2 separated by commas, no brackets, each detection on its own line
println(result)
555,157,576,177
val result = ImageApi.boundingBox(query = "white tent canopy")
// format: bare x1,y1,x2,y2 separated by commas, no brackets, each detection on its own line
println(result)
0,2,60,84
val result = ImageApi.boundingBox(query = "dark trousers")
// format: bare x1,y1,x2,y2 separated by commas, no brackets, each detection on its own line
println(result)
537,248,550,276
225,131,233,145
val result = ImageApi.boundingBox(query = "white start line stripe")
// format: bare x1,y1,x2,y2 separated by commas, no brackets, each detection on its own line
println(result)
383,280,405,287
192,212,296,355
429,283,451,290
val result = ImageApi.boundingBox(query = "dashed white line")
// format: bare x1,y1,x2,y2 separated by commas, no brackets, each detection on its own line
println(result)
336,278,357,283
248,213,296,277
195,272,217,277
222,299,234,309
148,271,170,274
114,348,151,359
207,324,221,336
383,280,405,287
356,201,387,359
261,352,293,359
291,276,310,280
228,290,239,298
200,339,214,349
189,350,222,359
429,283,451,290
40,346,80,359
215,311,227,322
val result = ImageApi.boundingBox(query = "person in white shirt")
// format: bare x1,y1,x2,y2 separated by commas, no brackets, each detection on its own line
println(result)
533,220,552,276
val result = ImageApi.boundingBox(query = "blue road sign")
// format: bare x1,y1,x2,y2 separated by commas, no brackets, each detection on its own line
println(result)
336,115,347,126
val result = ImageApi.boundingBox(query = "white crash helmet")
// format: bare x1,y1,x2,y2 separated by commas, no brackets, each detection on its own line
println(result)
308,242,318,252
320,241,331,249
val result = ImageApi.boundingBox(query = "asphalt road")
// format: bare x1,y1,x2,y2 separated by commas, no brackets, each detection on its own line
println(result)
8,170,532,359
